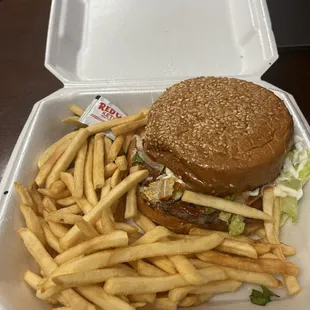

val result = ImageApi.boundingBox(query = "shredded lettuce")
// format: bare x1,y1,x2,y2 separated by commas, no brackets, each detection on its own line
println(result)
219,211,231,223
204,207,216,215
274,138,310,225
228,215,245,236
133,152,144,164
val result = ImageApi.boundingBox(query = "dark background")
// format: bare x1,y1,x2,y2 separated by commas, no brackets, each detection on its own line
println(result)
0,0,310,180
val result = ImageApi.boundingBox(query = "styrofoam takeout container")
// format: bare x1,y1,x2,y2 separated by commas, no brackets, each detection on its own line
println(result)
0,0,309,309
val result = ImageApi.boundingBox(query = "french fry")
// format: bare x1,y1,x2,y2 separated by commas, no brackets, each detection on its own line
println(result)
189,227,253,244
114,222,138,233
104,266,226,294
54,230,128,265
169,255,209,285
125,166,140,219
58,288,96,310
182,191,273,221
112,118,148,137
77,285,134,310
111,168,121,188
35,140,71,187
263,188,276,243
60,214,83,225
154,298,177,310
73,141,87,198
48,222,69,239
104,163,118,178
92,133,105,189
62,116,87,128
147,257,177,275
254,227,266,238
216,239,258,259
38,131,77,168
130,302,146,308
243,222,264,235
136,260,169,277
60,172,75,194
66,167,75,175
50,180,67,193
87,112,145,135
197,251,299,276
52,267,138,287
42,197,57,213
15,182,35,210
59,170,149,249
28,188,44,215
123,132,135,153
75,196,93,214
46,129,90,187
40,219,63,254
129,293,156,304
100,207,115,234
115,155,128,171
83,137,98,206
108,135,125,162
46,204,81,221
39,188,71,200
76,219,100,238
193,293,212,306
260,253,278,259
168,280,241,303
69,104,84,117
133,212,156,232
273,197,281,239
100,178,111,200
104,136,113,165
19,204,46,245
179,295,197,307
132,226,171,246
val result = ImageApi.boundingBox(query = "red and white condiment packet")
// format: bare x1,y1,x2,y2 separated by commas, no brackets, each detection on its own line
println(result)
79,96,127,140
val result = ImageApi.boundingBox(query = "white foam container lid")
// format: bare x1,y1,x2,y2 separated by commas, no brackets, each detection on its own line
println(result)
0,0,310,309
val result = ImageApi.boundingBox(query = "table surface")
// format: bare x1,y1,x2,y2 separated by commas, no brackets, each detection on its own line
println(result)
0,0,310,180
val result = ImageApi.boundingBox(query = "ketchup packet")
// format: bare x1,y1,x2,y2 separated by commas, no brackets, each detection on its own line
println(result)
79,96,127,140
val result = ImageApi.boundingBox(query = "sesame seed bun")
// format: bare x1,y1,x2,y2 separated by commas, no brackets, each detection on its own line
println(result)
145,77,293,196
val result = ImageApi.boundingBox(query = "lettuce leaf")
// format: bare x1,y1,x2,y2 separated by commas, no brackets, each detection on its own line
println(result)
299,155,310,185
280,196,298,223
219,211,231,223
229,215,245,236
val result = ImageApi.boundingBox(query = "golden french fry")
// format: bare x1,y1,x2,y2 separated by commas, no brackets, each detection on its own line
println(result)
182,191,273,221
87,112,145,135
100,207,115,234
104,163,118,178
129,293,156,304
254,227,266,238
216,239,258,259
62,116,87,128
147,257,177,275
53,267,138,287
52,307,72,310
112,118,147,137
28,188,44,215
93,133,105,189
40,219,63,254
73,141,87,199
133,212,156,232
59,170,149,249
131,302,146,308
104,136,113,165
100,178,111,200
66,167,75,175
115,155,128,171
54,230,128,265
179,295,197,307
260,253,278,259
60,214,83,225
46,204,81,220
75,196,93,214
50,180,67,193
46,129,90,187
243,222,264,235
123,132,135,153
154,298,177,310
169,255,209,285
111,168,121,188
263,188,276,243
168,280,241,303
69,104,84,117
60,172,75,194
36,140,71,187
38,131,77,168
104,266,226,295
114,222,138,233
108,135,125,163
48,222,69,239
76,219,100,238
58,288,96,310
193,293,212,306
136,260,168,277
15,182,35,209
77,285,134,310
132,226,171,246
197,250,299,276
273,197,281,238
84,137,98,206
42,197,57,212
39,188,71,200
125,166,140,219
19,204,46,245
189,228,253,244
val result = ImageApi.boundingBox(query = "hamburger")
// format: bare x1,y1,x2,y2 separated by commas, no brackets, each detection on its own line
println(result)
128,77,293,234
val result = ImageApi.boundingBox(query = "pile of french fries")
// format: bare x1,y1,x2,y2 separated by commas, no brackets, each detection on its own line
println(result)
15,104,300,310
